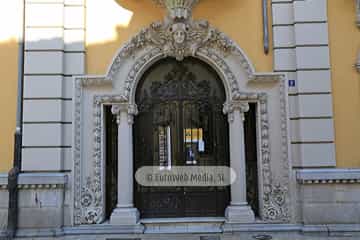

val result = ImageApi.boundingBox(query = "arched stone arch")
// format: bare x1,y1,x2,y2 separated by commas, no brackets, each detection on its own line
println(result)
102,17,262,105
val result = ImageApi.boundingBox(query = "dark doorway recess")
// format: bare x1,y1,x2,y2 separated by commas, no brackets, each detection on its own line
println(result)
244,103,259,217
105,106,118,220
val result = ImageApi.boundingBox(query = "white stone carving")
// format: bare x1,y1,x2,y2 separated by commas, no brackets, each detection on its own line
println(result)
111,103,138,124
223,101,250,122
109,18,237,63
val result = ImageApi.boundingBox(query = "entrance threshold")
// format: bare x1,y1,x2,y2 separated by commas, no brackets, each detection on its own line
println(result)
141,217,226,234
140,217,226,224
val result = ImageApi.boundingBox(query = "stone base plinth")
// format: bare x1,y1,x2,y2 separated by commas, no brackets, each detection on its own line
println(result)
110,207,140,225
225,205,255,223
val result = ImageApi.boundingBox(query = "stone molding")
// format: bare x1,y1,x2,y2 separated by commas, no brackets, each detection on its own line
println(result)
297,169,360,184
3,223,360,238
0,173,67,190
75,75,111,87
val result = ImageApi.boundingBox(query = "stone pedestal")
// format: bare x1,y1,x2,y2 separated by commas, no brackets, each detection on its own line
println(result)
110,207,140,225
225,205,255,223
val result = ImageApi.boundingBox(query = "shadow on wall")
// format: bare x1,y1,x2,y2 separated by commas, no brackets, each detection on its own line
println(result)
86,0,274,75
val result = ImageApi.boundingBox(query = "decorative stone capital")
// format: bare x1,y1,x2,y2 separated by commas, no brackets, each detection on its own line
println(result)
223,101,250,123
153,0,200,20
111,104,138,125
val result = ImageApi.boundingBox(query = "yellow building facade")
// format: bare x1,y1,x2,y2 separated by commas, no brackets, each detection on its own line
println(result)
1,1,360,238
0,1,20,172
1,0,359,171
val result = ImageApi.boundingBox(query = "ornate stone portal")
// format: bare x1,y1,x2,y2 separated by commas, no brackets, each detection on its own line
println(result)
73,0,292,227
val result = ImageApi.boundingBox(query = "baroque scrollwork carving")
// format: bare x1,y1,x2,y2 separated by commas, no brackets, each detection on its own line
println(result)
258,90,290,222
80,177,102,224
73,89,129,224
119,18,236,62
263,183,289,221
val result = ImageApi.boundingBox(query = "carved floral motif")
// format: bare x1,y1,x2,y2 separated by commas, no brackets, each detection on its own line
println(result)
80,177,102,224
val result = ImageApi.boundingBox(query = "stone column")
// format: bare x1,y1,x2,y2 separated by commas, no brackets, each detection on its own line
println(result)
110,103,139,225
223,101,255,223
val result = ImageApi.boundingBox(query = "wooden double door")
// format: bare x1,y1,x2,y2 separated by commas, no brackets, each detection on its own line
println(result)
133,58,230,218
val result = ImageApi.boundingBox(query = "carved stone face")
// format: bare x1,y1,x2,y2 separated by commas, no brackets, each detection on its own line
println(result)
170,23,187,44
174,29,186,44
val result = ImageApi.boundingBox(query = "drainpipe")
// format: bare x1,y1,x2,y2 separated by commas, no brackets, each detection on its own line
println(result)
262,0,269,54
6,0,25,239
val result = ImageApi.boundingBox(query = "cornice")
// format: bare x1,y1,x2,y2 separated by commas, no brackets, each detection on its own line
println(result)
297,169,360,184
75,75,111,87
0,173,68,189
